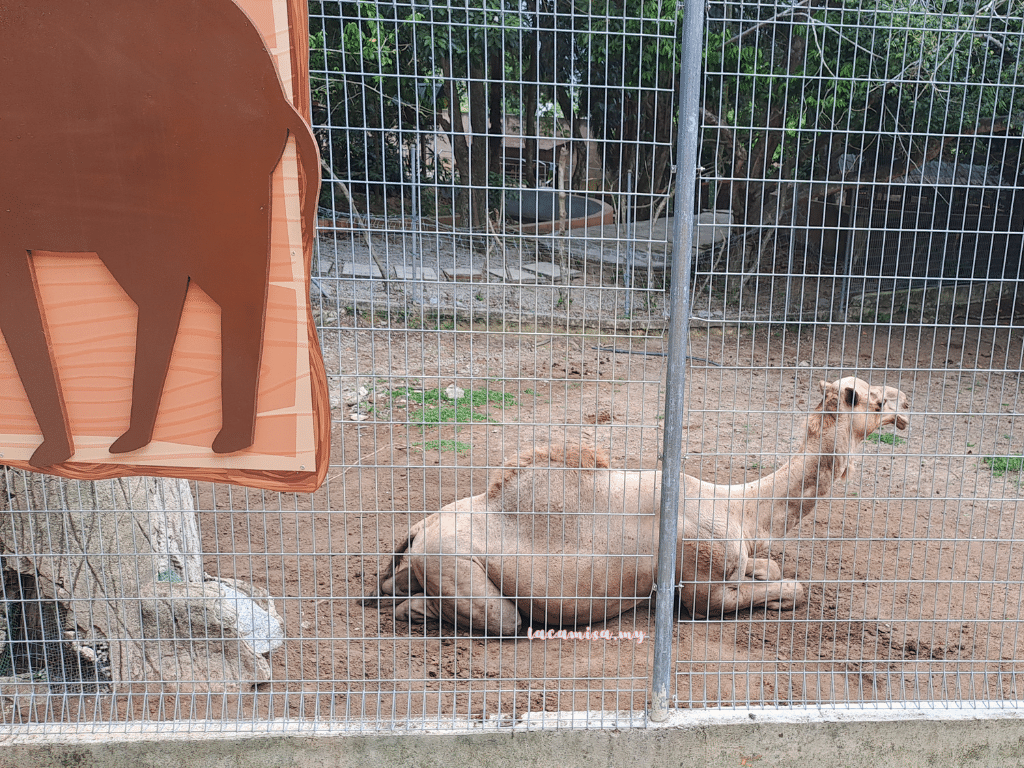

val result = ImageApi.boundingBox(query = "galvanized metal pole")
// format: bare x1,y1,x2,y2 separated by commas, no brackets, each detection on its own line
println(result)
649,0,705,723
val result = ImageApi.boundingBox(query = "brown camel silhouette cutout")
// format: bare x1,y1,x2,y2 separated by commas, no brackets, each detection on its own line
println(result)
0,1,319,468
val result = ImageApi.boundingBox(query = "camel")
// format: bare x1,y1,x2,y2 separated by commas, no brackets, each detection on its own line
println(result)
369,377,910,635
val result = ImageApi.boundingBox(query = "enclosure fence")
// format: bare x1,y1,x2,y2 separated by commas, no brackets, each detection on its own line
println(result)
0,0,1022,736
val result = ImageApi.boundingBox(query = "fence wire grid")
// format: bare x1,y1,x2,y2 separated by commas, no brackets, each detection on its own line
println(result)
0,0,1022,735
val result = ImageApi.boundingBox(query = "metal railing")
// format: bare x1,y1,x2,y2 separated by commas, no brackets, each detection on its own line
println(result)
0,0,1021,735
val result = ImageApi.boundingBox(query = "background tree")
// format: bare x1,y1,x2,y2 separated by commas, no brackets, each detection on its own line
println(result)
311,0,1021,236
703,0,1024,230
575,0,684,216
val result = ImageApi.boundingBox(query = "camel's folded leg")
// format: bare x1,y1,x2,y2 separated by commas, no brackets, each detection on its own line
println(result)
683,558,804,618
413,555,523,636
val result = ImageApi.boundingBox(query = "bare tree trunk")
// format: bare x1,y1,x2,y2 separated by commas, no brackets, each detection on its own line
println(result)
0,471,282,696
523,36,539,187
555,86,588,191
440,56,472,227
488,46,504,180
468,54,490,231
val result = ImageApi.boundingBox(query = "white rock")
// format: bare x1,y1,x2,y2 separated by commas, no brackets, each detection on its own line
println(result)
216,584,284,656
798,360,811,367
344,386,370,405
445,385,465,400
350,413,370,422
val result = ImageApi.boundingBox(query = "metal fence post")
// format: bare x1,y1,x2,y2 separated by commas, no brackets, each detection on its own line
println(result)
649,0,705,723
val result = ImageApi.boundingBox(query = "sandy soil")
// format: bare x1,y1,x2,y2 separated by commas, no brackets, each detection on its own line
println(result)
193,315,1023,722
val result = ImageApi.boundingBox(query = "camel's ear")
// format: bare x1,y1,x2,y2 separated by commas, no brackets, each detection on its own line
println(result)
843,385,859,408
819,380,828,394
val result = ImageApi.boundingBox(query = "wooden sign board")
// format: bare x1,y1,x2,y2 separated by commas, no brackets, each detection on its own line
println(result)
0,0,328,492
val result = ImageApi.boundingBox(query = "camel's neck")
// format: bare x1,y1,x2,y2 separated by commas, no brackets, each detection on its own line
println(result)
743,414,855,539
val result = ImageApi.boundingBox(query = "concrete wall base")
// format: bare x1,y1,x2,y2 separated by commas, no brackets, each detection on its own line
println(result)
3,707,1024,767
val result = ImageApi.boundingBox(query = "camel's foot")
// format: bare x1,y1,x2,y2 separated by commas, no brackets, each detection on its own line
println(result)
394,594,441,625
212,426,255,455
683,575,805,617
747,557,783,582
109,427,153,455
379,561,419,597
29,439,73,468
764,579,805,611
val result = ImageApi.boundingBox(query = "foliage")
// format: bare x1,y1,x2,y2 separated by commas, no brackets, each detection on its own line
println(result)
310,0,530,221
983,453,1024,477
310,0,1023,230
702,0,1024,223
393,386,515,426
418,439,472,453
866,432,907,446
576,0,684,207
309,1,450,207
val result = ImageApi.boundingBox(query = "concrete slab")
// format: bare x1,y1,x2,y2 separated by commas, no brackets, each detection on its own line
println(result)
498,267,541,283
443,267,486,282
340,262,383,279
569,211,734,270
519,262,580,282
393,265,438,281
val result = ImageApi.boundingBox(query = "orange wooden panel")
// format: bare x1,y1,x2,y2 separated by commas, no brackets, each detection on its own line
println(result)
0,0,327,491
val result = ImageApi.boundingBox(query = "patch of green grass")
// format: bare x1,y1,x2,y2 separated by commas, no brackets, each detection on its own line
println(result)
463,389,516,407
866,432,907,446
408,404,496,426
391,386,515,408
390,387,437,405
983,454,1024,477
393,385,514,427
418,439,471,453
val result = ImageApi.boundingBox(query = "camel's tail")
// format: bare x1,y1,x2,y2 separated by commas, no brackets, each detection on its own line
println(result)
360,520,424,605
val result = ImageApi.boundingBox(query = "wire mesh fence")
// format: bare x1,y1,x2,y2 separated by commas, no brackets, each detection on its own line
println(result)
681,0,1024,708
0,0,1021,736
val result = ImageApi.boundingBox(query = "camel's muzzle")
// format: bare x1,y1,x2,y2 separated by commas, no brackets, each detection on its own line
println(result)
881,388,910,431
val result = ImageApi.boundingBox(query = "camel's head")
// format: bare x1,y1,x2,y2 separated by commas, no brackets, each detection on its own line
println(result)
819,376,910,440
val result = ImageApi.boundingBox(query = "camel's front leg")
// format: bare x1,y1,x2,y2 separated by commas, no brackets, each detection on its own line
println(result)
744,557,805,611
684,577,804,618
681,545,804,618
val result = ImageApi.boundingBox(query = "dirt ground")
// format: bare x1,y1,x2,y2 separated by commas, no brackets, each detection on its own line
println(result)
195,317,1023,722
